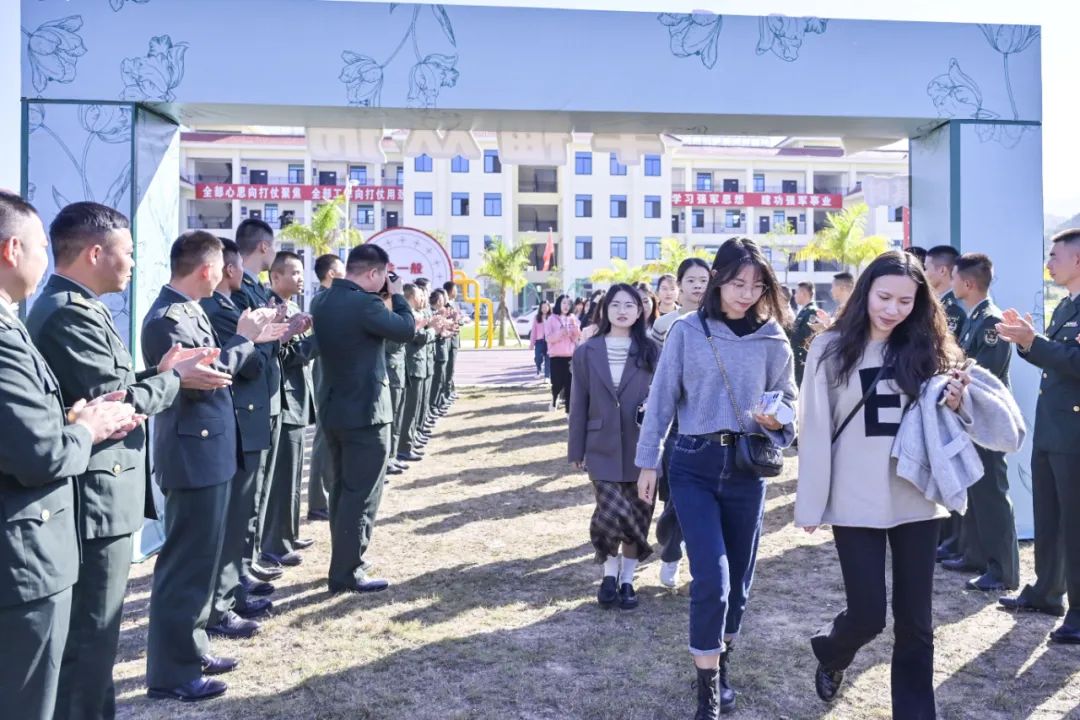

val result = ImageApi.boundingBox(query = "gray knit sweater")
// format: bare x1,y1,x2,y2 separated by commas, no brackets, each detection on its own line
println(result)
635,312,797,470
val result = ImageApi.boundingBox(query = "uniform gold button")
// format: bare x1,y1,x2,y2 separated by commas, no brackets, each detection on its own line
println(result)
1074,406,1079,413
40,509,51,521
112,464,122,475
1044,373,1048,379
200,429,209,438
247,404,255,411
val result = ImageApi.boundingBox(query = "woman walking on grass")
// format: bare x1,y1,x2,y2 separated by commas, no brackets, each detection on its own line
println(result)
636,238,796,719
544,294,580,412
568,284,659,610
530,300,552,378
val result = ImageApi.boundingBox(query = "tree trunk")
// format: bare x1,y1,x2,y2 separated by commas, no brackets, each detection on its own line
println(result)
497,290,507,347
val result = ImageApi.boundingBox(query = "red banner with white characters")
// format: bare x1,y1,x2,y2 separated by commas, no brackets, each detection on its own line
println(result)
671,191,842,209
195,183,405,203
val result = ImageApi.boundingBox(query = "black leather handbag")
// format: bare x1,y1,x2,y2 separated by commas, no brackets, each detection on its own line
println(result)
698,311,784,478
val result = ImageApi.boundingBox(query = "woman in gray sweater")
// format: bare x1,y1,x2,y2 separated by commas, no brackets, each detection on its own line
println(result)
636,238,796,720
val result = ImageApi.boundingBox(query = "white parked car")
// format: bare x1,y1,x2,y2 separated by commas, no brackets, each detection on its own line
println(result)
513,308,537,339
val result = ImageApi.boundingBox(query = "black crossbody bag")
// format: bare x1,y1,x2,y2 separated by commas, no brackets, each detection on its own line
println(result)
831,365,890,444
698,311,784,478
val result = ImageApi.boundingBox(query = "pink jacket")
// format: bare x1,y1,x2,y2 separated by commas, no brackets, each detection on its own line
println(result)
529,317,548,348
544,314,581,357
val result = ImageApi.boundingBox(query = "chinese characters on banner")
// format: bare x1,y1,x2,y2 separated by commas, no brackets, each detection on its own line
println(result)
670,191,843,209
195,183,406,202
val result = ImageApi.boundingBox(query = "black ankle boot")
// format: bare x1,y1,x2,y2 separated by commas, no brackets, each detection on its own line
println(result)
695,667,720,720
717,647,736,713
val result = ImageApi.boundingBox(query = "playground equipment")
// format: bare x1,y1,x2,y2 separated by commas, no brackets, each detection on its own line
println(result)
453,270,494,349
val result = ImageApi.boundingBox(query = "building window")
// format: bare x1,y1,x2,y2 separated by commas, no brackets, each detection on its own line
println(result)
892,206,905,222
451,235,470,259
264,204,279,224
484,235,495,251
349,166,367,184
725,209,741,229
782,179,799,193
609,153,627,176
723,178,739,192
575,152,592,175
451,155,470,173
415,192,433,216
396,166,404,186
575,194,592,218
575,236,593,260
644,154,661,177
692,208,705,229
287,164,304,184
610,195,627,218
610,236,627,259
644,195,661,219
483,193,502,216
451,192,470,216
696,172,712,191
356,205,374,226
773,210,787,228
414,154,432,172
753,174,765,192
645,237,661,260
484,150,502,174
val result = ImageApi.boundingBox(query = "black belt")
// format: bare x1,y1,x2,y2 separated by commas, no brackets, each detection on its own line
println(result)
698,432,738,446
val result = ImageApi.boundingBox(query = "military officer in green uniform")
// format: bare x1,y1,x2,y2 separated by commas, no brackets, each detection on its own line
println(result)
428,288,451,422
307,253,344,519
442,280,461,407
200,238,276,641
0,192,137,720
141,231,284,701
789,281,820,387
263,251,317,563
231,218,287,581
397,284,432,463
998,229,1080,644
384,315,408,477
939,253,1020,592
311,244,414,592
27,203,233,720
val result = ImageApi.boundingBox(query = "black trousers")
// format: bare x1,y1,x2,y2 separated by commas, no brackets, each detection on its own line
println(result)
1026,451,1080,626
0,588,72,720
307,424,330,512
210,449,261,626
430,360,447,411
550,356,572,412
55,534,132,720
326,423,391,585
248,414,281,567
262,423,306,556
388,383,406,460
812,520,938,720
959,446,1019,588
146,482,230,689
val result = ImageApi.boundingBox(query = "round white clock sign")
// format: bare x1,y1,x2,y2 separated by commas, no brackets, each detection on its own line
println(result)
366,227,453,290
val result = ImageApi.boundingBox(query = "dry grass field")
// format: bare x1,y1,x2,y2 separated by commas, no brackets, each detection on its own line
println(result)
113,385,1080,720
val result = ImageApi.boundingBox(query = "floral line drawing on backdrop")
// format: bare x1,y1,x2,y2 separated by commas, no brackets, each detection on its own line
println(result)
658,12,827,70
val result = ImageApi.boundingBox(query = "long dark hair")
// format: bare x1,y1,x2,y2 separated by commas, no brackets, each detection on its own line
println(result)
703,237,791,328
594,283,659,372
534,300,552,323
553,294,572,317
635,282,661,326
677,257,710,282
822,251,962,398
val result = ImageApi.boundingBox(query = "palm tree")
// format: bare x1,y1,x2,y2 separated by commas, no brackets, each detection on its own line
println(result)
797,202,889,273
761,218,798,285
279,193,363,255
642,236,714,275
476,236,530,347
589,258,653,286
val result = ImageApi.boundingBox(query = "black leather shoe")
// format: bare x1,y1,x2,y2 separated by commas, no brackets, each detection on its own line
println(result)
941,557,981,573
815,664,844,703
936,546,961,563
618,583,638,610
240,576,275,597
328,576,390,594
999,595,1066,617
207,611,259,639
261,551,302,567
293,538,315,550
249,562,284,582
966,573,1015,592
307,508,330,522
201,655,238,675
397,452,424,462
147,677,227,702
1049,624,1080,644
234,597,273,619
597,576,618,607
386,463,405,475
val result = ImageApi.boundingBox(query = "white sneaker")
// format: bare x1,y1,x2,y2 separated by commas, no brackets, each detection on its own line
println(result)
659,560,680,588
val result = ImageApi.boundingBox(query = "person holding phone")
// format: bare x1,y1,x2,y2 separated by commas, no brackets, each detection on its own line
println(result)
636,239,796,719
795,251,966,718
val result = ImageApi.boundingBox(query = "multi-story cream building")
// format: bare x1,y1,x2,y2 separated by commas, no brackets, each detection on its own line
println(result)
180,130,908,312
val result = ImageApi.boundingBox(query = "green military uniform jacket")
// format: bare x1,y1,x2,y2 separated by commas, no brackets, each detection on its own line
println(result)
0,301,94,607
385,338,407,390
959,297,1011,384
273,293,318,427
941,290,967,340
1020,294,1080,454
233,271,283,417
310,279,415,430
789,302,819,368
26,274,182,539
201,290,272,453
404,311,433,380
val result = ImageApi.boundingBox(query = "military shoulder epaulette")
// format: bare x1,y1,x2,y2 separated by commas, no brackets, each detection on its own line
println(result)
164,303,194,323
215,295,232,309
69,292,93,309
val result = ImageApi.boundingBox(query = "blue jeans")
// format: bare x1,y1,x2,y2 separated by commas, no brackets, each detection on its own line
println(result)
669,434,766,656
533,339,550,378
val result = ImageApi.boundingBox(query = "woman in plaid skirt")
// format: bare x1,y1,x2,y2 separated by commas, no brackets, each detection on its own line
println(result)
568,284,659,610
